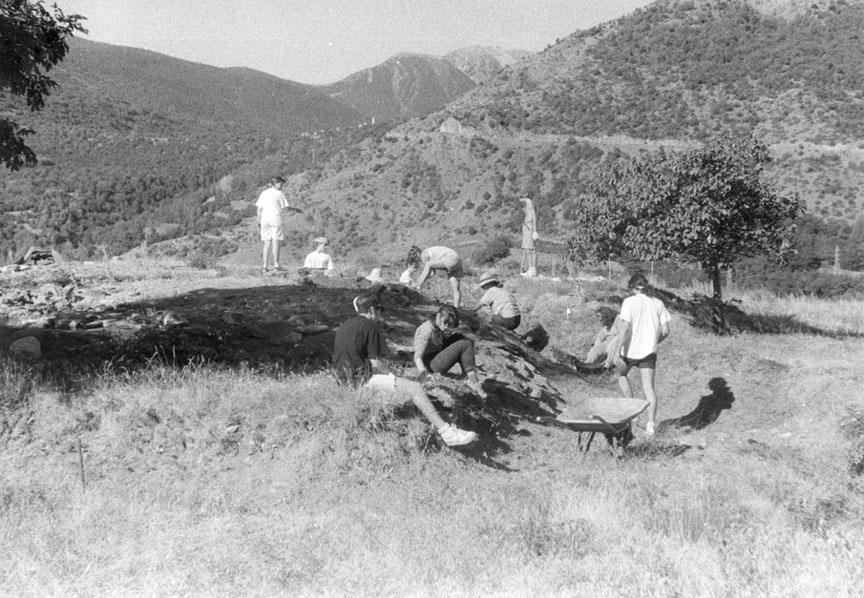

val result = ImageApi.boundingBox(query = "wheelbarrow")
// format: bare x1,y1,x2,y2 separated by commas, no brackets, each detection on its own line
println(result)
540,397,649,456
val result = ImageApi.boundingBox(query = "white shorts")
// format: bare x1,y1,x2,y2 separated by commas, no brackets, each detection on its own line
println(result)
260,221,284,241
364,374,422,404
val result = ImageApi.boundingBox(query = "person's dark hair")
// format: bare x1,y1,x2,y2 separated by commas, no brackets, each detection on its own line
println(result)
433,304,459,328
353,294,382,314
270,176,286,186
406,246,422,268
627,272,649,290
596,306,618,328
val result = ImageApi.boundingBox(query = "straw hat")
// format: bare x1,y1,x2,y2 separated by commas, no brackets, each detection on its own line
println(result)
364,267,385,283
478,270,499,287
314,236,329,245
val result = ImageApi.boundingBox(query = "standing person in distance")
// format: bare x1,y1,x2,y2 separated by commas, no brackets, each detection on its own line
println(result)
405,245,465,307
605,273,671,436
332,294,477,447
256,176,303,272
519,196,539,277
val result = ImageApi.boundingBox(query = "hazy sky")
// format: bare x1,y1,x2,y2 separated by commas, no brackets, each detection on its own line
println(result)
56,0,653,85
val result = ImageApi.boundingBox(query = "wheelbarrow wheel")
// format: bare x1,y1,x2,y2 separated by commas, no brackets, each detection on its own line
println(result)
604,425,634,450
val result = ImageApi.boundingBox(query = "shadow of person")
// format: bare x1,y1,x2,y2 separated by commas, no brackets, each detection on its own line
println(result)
662,377,735,431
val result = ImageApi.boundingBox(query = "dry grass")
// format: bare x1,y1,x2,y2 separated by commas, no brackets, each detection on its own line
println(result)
675,281,864,335
2,275,864,597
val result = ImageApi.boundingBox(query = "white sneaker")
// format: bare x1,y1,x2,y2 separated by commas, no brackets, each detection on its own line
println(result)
438,424,478,447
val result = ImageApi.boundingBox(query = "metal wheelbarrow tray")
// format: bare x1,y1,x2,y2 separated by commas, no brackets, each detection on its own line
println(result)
549,397,649,454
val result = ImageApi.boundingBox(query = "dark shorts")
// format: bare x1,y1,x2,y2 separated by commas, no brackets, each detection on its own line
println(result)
616,352,657,374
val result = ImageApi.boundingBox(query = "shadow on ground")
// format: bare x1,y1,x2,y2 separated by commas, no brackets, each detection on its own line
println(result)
2,278,569,469
660,377,736,432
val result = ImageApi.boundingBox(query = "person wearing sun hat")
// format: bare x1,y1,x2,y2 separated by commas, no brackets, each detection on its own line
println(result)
303,236,335,274
473,270,522,331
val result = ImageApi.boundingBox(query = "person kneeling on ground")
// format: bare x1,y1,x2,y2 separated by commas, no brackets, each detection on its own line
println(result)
332,295,477,447
413,305,488,399
302,237,335,275
583,306,620,364
473,271,521,331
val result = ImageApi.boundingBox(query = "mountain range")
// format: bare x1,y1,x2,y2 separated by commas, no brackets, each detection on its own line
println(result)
1,0,863,267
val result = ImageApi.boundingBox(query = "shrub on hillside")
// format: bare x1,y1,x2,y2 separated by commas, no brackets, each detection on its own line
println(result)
472,235,513,266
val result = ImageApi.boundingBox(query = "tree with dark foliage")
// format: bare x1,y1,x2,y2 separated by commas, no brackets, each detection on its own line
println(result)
570,135,804,332
0,0,86,170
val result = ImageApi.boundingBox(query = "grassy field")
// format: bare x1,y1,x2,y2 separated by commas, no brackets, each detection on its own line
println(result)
2,263,863,597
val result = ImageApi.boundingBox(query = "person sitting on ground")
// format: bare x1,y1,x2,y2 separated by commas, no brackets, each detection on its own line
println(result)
473,271,521,331
604,273,671,437
303,237,335,275
405,245,464,307
332,294,477,447
413,305,487,399
583,306,621,365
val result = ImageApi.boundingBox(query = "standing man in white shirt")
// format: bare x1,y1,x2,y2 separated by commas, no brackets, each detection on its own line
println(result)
255,176,303,272
605,272,671,436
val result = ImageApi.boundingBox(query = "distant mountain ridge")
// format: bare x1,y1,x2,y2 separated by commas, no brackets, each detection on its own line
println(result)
444,46,533,85
54,38,364,136
272,0,864,262
322,53,476,123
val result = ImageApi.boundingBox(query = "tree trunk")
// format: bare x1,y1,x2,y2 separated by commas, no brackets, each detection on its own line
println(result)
710,265,726,334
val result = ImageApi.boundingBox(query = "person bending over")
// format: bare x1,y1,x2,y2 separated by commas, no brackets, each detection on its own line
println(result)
605,273,671,436
405,245,464,307
413,305,487,399
474,271,521,331
332,295,477,447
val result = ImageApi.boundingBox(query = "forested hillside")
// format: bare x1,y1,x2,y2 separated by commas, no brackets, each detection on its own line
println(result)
283,0,864,274
0,38,368,259
449,0,864,144
2,0,863,268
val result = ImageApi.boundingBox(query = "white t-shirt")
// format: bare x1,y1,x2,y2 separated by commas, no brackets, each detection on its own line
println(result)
256,187,289,225
304,250,334,270
619,293,671,359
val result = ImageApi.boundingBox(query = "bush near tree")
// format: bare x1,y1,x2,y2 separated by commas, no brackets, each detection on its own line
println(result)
569,135,804,331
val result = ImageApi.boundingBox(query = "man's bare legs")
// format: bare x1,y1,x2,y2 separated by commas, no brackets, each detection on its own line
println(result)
391,377,446,428
448,276,462,307
639,366,658,430
261,239,281,270
616,361,658,435
384,376,476,445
